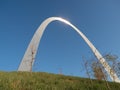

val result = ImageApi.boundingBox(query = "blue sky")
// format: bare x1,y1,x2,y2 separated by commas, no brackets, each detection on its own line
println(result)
0,0,120,78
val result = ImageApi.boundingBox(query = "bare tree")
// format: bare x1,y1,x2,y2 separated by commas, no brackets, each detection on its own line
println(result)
91,61,107,80
115,62,120,78
91,53,119,81
82,56,93,84
104,53,119,81
91,57,111,90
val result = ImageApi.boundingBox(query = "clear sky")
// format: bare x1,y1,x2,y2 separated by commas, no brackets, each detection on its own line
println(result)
0,0,120,78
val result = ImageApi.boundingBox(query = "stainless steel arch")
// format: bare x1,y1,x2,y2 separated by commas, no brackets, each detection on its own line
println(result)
18,17,120,83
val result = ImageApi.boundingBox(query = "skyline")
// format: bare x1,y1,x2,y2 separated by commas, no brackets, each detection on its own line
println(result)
0,0,120,78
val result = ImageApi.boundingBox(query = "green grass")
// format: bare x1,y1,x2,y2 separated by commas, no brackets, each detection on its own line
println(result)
0,71,119,90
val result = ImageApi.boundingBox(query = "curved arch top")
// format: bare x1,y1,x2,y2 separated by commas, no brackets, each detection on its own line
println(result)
18,17,120,83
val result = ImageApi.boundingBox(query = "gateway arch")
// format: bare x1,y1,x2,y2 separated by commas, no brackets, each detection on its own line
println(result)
18,17,120,83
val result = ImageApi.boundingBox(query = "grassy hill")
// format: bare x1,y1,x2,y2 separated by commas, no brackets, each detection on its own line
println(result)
0,72,120,90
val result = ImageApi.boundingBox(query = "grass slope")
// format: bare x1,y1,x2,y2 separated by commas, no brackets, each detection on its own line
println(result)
0,71,120,90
